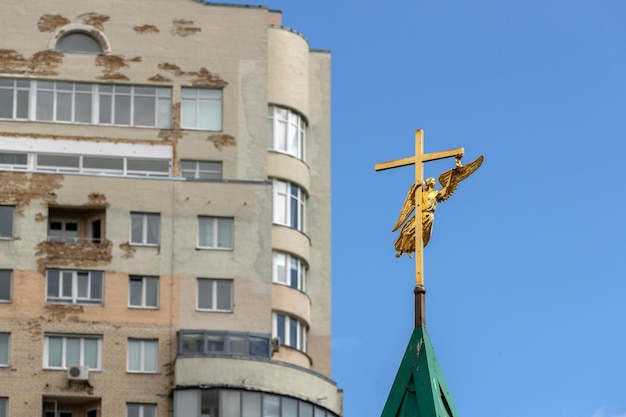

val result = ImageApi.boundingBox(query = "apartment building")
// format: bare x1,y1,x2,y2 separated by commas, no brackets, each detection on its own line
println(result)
0,1,340,416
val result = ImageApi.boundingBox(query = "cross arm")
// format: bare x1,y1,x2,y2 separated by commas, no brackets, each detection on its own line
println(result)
374,147,465,172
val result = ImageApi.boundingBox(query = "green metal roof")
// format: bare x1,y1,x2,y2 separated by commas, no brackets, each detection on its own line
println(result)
381,327,459,417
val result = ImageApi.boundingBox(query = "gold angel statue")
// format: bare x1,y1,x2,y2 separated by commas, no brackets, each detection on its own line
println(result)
392,155,484,257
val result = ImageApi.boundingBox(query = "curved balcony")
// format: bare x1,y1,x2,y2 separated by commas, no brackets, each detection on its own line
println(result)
272,225,310,264
175,356,342,416
272,284,310,325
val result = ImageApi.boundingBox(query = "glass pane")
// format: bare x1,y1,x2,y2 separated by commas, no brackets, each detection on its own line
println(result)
56,92,72,121
146,214,159,244
38,154,80,168
127,159,169,174
216,218,233,248
84,338,98,368
229,335,245,355
65,338,80,366
197,279,213,309
0,206,13,238
206,334,224,352
128,340,140,370
314,406,326,417
36,90,54,120
61,272,73,298
181,332,204,354
133,96,155,126
114,94,131,125
290,318,298,347
198,99,221,130
144,341,157,372
90,272,102,300
99,94,111,123
16,90,29,118
131,214,143,243
135,87,156,95
242,392,261,417
283,398,298,416
0,270,11,301
56,82,72,91
46,270,59,298
300,402,313,417
274,252,286,284
47,337,63,367
181,89,196,99
76,272,89,298
181,99,197,128
263,394,280,417
75,92,92,123
56,33,102,53
198,217,214,247
129,278,142,306
216,280,232,311
0,89,13,118
83,156,124,171
201,390,219,416
143,405,156,417
290,258,298,288
0,152,27,166
0,333,10,364
276,315,285,344
275,120,287,151
158,98,171,128
127,404,140,417
145,277,158,307
249,336,269,358
222,390,241,417
0,79,12,86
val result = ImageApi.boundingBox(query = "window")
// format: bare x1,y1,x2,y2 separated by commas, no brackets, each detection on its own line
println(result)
197,278,232,312
173,389,339,417
198,217,233,249
56,32,103,54
268,105,306,161
0,333,9,366
0,270,11,302
44,334,102,370
0,398,6,417
46,270,103,305
272,179,306,232
129,276,159,308
272,313,307,352
128,339,158,373
0,206,14,239
48,220,79,242
0,151,27,169
179,330,270,358
131,213,160,245
127,404,156,417
0,78,171,128
181,160,222,180
181,88,222,130
272,252,307,292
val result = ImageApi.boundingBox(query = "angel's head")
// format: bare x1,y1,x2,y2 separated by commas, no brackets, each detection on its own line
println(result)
424,177,436,189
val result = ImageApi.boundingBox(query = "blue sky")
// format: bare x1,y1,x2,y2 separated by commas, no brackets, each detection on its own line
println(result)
230,1,626,416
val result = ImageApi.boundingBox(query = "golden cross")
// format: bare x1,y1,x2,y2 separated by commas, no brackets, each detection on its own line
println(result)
375,130,464,286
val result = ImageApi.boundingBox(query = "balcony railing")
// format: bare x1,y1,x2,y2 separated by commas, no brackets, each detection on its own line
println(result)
178,330,271,359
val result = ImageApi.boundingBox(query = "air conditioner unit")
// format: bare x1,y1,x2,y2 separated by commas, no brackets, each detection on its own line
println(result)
271,337,281,352
67,365,89,381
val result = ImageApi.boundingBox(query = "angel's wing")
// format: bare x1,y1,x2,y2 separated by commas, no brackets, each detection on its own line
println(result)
437,155,484,202
392,182,419,232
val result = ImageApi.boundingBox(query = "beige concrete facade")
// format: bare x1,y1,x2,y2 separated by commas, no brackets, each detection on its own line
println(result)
0,1,339,416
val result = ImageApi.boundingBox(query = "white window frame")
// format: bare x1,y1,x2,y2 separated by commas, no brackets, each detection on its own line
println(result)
126,403,157,417
130,212,160,246
0,206,14,239
128,276,159,309
0,333,9,366
268,105,306,161
272,251,307,292
272,179,306,232
0,270,12,302
180,160,222,180
196,278,233,312
43,334,102,370
272,313,307,352
0,78,171,128
197,216,234,250
127,339,158,373
46,269,103,305
181,87,222,131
